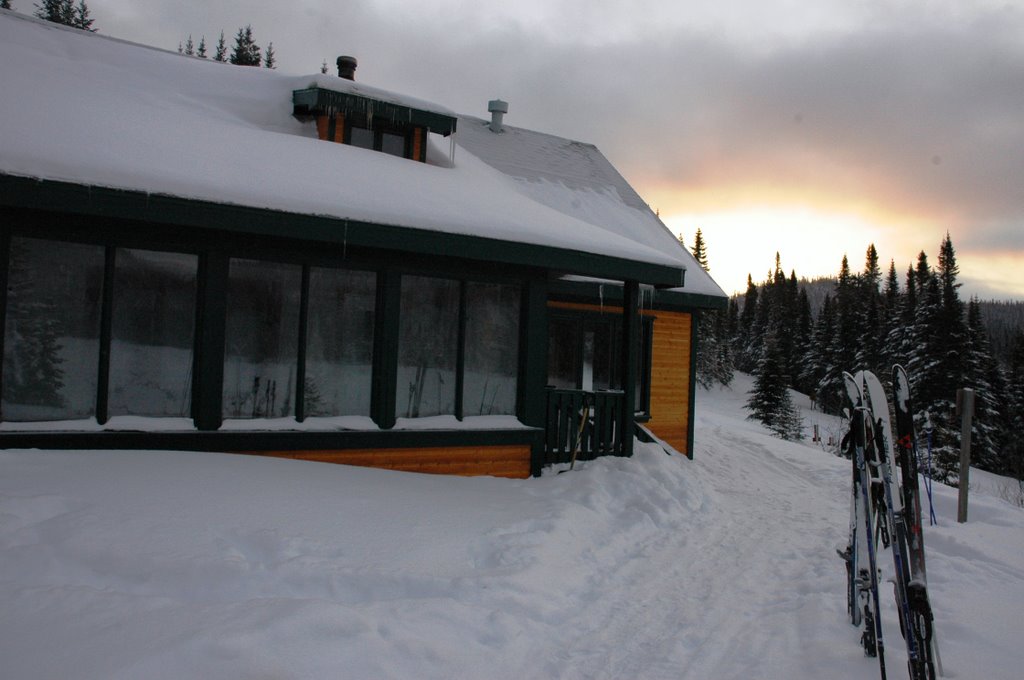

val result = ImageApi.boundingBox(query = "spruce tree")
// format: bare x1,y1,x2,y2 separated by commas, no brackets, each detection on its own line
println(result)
691,229,731,388
735,274,759,373
230,25,261,66
71,0,92,30
746,331,803,440
263,41,276,69
214,31,228,62
35,0,72,25
183,35,194,56
196,36,207,58
37,1,94,31
1005,331,1024,483
691,228,709,271
964,298,1009,473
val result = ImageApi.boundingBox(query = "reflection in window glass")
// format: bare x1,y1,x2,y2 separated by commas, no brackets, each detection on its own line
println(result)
108,249,197,417
396,276,459,418
464,282,520,416
223,259,301,419
547,317,578,389
305,267,376,417
381,132,405,157
586,321,614,391
349,126,373,149
2,237,104,421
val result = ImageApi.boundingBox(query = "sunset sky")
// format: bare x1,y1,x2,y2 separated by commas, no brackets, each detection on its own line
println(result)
48,0,1024,298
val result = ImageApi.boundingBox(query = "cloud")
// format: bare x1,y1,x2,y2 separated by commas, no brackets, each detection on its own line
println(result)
94,1,1024,295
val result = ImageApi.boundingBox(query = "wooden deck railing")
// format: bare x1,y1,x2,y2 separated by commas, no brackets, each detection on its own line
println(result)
543,388,624,465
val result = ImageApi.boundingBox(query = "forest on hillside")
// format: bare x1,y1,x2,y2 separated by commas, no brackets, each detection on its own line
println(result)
689,230,1024,484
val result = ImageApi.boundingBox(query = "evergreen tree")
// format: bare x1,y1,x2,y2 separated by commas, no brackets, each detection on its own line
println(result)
321,59,329,74
196,36,208,58
690,230,731,388
37,0,94,31
71,0,92,30
793,287,813,392
214,31,228,62
183,35,195,56
735,274,759,373
964,298,1010,473
746,332,803,440
34,0,72,25
855,245,885,378
691,228,709,272
230,25,261,66
1004,331,1024,483
263,41,276,69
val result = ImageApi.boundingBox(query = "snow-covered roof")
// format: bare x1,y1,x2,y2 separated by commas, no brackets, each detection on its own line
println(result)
0,11,724,298
456,115,726,298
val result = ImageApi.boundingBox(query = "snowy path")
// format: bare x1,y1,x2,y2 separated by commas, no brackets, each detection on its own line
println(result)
2,374,1024,678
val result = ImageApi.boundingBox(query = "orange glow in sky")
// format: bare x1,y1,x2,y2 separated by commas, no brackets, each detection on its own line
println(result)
640,182,1023,300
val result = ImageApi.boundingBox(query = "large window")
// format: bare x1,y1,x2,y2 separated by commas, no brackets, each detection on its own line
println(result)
397,276,460,418
1,238,199,423
2,237,104,421
222,259,302,419
464,282,520,416
396,276,521,420
109,249,197,417
305,267,376,417
222,259,378,422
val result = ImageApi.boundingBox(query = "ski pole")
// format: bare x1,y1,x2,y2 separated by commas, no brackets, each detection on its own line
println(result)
924,419,937,526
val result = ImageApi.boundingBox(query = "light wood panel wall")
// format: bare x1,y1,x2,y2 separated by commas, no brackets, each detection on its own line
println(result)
245,445,532,478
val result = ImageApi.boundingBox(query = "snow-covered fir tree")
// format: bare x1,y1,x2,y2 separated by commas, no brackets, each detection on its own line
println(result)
688,229,732,388
196,36,207,58
964,297,1010,473
263,42,276,69
746,331,803,440
183,35,194,56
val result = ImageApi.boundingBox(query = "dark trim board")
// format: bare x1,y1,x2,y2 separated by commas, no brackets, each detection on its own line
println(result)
0,427,543,453
550,277,727,311
0,174,687,288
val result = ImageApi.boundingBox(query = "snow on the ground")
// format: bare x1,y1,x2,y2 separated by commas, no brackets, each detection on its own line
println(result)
2,374,1023,679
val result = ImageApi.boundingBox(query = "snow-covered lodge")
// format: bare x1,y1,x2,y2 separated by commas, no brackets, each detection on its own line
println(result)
0,10,726,477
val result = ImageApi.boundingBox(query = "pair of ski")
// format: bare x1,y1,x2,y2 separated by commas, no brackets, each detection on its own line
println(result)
840,367,940,680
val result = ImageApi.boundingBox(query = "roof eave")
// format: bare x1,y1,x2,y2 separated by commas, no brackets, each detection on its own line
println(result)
0,174,685,288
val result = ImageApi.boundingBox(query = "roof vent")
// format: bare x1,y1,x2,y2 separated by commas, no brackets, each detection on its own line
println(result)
488,99,508,133
336,55,357,81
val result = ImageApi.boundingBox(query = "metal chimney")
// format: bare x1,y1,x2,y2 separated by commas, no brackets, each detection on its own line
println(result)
488,99,508,133
337,55,357,80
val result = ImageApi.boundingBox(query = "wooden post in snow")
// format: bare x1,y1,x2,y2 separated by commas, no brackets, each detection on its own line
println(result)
957,388,975,524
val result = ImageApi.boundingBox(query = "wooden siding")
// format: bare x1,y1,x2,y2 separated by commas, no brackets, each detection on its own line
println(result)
646,309,692,454
546,301,692,455
412,127,424,162
243,444,532,478
315,113,345,142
